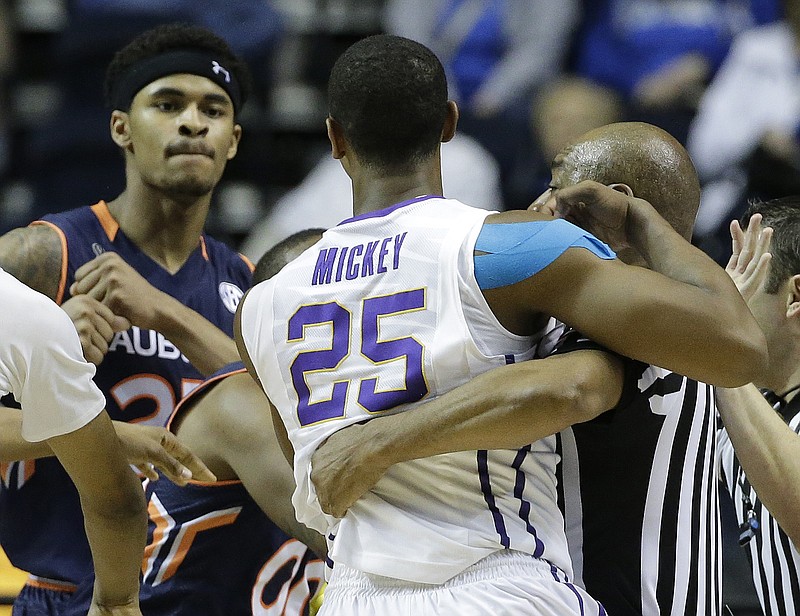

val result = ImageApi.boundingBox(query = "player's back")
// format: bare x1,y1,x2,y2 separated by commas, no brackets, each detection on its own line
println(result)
241,196,571,586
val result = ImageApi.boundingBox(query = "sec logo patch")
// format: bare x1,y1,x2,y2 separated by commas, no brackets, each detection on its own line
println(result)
219,282,244,313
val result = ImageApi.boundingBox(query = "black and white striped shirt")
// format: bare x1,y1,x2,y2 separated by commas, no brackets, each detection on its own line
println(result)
551,331,722,615
718,396,800,616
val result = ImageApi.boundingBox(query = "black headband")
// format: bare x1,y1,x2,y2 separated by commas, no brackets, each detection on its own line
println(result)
110,50,242,114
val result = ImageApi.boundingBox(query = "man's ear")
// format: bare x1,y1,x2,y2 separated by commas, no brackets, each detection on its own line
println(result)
787,274,800,319
226,124,243,160
326,116,346,160
441,100,459,143
608,183,634,197
110,110,132,150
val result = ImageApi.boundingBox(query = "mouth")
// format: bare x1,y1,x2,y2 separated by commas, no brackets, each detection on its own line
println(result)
165,142,215,159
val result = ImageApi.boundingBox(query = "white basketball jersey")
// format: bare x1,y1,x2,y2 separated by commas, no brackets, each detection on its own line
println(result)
240,196,571,584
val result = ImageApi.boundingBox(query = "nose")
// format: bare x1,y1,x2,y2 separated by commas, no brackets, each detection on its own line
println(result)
178,104,209,137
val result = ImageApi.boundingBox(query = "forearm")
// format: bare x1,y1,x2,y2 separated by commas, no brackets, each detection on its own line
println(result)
364,354,618,465
48,413,147,609
0,407,52,461
630,199,732,290
717,385,800,546
82,494,147,609
153,297,239,375
628,200,767,373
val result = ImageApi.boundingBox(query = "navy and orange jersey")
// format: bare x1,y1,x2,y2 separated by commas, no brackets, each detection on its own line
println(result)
139,477,324,616
0,202,253,584
68,363,325,615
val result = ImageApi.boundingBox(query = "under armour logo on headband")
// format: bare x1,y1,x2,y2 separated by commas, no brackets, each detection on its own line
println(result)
211,61,231,83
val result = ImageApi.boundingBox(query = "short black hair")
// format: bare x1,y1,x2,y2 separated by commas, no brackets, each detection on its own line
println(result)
104,22,252,112
328,34,448,171
742,196,800,293
253,228,326,284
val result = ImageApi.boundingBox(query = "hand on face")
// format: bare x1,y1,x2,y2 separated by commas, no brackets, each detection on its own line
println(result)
70,252,166,331
61,295,131,365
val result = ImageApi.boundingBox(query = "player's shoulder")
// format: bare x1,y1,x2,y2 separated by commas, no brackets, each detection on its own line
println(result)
187,371,269,445
0,269,72,337
0,224,63,286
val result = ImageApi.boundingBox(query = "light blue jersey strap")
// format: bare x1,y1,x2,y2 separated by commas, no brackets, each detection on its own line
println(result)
474,219,616,290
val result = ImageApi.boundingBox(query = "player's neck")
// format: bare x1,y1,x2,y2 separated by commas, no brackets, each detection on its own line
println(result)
351,164,444,217
106,189,211,273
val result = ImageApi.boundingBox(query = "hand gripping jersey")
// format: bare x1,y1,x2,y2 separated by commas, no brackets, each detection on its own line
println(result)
718,396,800,616
0,202,253,587
240,196,586,585
548,328,722,616
137,363,324,616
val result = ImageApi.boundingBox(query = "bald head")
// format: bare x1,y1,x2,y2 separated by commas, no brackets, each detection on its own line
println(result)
552,122,700,240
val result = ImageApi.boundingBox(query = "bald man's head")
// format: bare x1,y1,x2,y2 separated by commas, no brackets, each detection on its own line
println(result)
551,122,700,240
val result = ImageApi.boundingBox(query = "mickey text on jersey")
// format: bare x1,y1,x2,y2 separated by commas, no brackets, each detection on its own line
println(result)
312,232,408,285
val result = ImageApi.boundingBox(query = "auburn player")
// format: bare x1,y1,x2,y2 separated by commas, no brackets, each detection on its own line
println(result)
64,230,328,616
0,23,252,615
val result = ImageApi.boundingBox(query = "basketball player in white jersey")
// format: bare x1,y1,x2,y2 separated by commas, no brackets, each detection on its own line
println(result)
0,267,146,616
309,121,759,616
718,198,800,616
236,37,766,615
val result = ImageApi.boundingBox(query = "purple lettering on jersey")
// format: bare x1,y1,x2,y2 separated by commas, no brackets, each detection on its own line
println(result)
358,290,428,412
360,241,379,277
311,233,409,286
335,246,349,282
376,237,392,274
288,290,429,427
312,247,338,286
289,303,351,425
345,245,362,280
393,232,407,269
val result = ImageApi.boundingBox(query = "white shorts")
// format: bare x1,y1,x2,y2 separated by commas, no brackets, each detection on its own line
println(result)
319,550,607,616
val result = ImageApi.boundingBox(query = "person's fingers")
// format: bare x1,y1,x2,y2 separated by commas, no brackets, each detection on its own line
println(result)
112,315,132,332
70,268,106,298
135,462,159,482
73,256,102,283
160,432,216,483
726,219,743,273
82,341,105,366
743,227,771,277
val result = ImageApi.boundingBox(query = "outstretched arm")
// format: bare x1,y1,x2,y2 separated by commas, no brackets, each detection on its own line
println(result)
0,407,51,461
717,385,800,547
717,214,800,547
0,406,215,485
312,348,624,517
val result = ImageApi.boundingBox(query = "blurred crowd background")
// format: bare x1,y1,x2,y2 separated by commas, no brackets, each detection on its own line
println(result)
0,0,796,266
